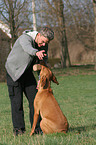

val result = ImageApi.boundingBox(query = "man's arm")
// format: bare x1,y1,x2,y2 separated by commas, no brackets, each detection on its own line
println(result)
19,34,38,56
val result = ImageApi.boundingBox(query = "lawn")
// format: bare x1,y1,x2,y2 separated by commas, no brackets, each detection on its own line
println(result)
0,66,96,145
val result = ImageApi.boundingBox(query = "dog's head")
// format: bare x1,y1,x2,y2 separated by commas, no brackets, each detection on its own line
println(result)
40,62,59,89
33,61,59,89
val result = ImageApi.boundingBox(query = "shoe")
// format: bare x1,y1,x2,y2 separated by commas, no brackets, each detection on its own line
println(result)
13,128,26,136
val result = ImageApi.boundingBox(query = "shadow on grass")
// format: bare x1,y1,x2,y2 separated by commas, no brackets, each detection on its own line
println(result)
69,124,96,134
71,64,94,69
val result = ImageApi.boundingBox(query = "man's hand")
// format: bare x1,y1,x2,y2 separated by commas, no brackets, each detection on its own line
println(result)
36,50,46,60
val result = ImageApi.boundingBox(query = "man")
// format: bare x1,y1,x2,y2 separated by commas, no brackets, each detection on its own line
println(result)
5,27,54,136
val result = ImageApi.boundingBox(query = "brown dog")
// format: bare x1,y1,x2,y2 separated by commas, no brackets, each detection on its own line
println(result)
30,64,69,136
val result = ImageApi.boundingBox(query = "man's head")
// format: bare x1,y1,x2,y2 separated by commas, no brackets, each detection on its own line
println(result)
35,27,54,47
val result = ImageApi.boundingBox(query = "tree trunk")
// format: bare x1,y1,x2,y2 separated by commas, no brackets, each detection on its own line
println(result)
32,0,37,31
9,0,17,46
59,0,71,68
93,0,96,70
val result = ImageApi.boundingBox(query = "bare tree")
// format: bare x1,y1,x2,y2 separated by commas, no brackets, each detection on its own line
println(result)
0,0,31,46
34,0,95,66
66,0,94,51
54,0,71,67
37,0,71,68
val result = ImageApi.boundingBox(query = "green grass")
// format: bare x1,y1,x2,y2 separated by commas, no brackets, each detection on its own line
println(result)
0,67,96,145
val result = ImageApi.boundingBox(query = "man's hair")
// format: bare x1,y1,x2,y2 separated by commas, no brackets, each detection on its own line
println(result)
39,27,54,41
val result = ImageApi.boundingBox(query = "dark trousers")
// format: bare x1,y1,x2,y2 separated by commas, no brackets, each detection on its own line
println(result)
6,69,41,130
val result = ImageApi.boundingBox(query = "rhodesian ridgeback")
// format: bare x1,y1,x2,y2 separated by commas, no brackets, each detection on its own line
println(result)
30,63,69,135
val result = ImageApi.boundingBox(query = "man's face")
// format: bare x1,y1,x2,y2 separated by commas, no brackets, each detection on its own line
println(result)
35,33,49,47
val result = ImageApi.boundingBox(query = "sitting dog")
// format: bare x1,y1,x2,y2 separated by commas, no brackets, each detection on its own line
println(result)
30,63,69,136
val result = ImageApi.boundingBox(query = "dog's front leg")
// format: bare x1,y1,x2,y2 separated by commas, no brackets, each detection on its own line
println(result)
30,112,39,136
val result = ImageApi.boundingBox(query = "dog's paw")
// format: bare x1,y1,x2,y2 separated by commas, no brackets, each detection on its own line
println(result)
30,133,34,136
30,131,34,136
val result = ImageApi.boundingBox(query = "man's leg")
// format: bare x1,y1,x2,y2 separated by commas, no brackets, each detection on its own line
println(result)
7,73,25,135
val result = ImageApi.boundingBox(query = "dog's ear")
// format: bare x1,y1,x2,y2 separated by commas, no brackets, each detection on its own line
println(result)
41,76,48,89
51,73,59,85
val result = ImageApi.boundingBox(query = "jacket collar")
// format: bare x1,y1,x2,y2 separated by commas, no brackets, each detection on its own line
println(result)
23,30,38,40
